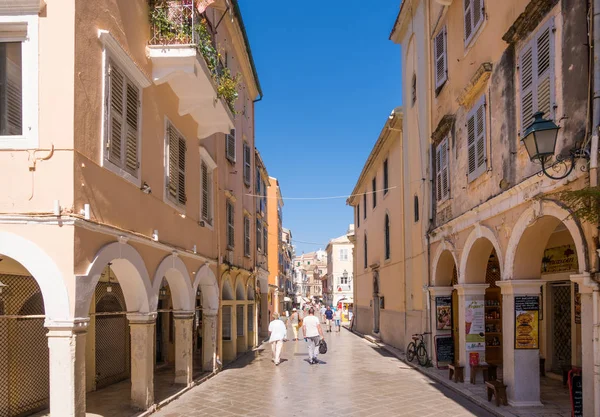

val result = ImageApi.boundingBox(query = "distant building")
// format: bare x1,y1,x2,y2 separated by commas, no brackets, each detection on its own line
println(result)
324,226,354,311
293,250,327,304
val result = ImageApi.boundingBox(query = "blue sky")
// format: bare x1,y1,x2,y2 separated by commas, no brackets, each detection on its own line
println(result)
239,1,402,255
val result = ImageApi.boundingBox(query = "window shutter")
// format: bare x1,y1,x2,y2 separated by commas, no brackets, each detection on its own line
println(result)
3,46,22,135
244,217,250,256
243,143,251,184
467,112,476,176
536,25,553,120
124,83,140,177
473,0,483,31
167,124,178,200
177,136,186,205
436,145,443,202
263,224,268,254
107,60,124,166
468,98,487,181
434,27,447,89
256,219,262,251
201,162,209,221
475,103,486,172
227,201,234,248
357,204,360,228
520,45,535,130
464,0,484,45
226,129,236,162
363,194,367,219
441,141,449,201
464,0,473,42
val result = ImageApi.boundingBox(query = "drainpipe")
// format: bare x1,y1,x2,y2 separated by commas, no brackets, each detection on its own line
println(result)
591,0,600,414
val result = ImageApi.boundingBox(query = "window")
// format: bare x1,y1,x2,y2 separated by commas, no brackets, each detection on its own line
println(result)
364,234,368,269
166,121,187,206
411,73,417,106
222,306,231,340
383,159,389,194
226,200,234,249
201,162,213,224
372,177,377,208
467,95,487,181
436,137,450,202
0,15,39,150
519,18,555,131
244,216,250,257
226,129,236,163
263,224,268,254
243,142,251,185
363,193,367,219
414,195,419,222
105,58,141,180
385,214,390,260
357,204,360,228
341,274,348,285
297,262,300,267
236,305,244,336
339,248,348,261
464,0,484,46
434,26,448,90
256,219,263,252
247,306,253,332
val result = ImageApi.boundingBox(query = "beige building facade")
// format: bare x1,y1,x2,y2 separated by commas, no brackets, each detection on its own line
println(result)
266,176,282,316
391,0,600,414
0,0,264,416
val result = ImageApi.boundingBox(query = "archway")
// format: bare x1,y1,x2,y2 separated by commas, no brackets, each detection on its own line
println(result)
500,201,588,407
246,279,256,349
234,276,247,355
192,265,219,372
220,275,235,364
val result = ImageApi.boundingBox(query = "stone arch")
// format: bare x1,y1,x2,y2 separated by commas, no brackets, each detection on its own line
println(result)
0,231,70,321
192,264,219,315
460,225,503,284
221,275,234,301
76,242,153,317
151,254,193,311
431,240,459,287
504,200,588,280
235,276,246,301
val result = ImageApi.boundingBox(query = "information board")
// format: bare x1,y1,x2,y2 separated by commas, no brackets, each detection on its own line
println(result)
569,371,583,417
435,335,454,368
515,296,539,349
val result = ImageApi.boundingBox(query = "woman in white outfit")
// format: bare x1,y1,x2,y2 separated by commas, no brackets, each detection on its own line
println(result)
268,312,287,365
302,307,324,364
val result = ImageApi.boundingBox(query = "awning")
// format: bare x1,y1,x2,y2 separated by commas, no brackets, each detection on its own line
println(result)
283,297,292,302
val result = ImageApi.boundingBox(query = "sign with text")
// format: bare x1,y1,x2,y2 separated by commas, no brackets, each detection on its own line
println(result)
541,244,578,274
435,296,452,330
568,370,583,417
515,296,539,349
465,298,485,362
435,335,454,368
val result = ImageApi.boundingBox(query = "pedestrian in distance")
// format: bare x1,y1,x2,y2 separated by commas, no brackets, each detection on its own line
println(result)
320,305,327,324
334,308,341,332
302,307,324,364
268,312,287,366
325,306,334,332
290,308,300,341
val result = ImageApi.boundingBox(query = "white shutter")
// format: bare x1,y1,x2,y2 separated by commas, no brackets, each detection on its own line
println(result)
243,143,251,184
226,129,236,162
436,138,450,202
256,219,262,251
166,123,186,206
434,27,447,89
124,83,139,177
107,60,124,166
464,0,473,43
227,201,234,248
436,145,443,202
536,24,553,119
520,45,535,130
467,97,487,181
464,0,484,45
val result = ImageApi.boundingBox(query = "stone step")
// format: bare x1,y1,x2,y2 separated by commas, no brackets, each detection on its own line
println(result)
365,334,382,344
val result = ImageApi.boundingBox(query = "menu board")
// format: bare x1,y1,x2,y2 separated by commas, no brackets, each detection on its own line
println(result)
435,335,454,368
435,296,452,330
515,296,539,349
569,371,583,417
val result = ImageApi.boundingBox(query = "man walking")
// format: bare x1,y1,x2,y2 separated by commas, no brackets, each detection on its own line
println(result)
290,308,300,341
268,312,287,365
325,306,334,332
302,307,324,364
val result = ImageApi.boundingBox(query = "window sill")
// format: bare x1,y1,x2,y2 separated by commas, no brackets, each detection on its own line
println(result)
0,134,38,150
102,158,142,188
200,218,214,231
226,157,236,165
164,195,186,214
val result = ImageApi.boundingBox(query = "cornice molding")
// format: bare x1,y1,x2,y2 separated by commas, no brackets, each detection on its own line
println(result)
502,0,559,44
457,63,492,107
98,29,151,88
0,0,44,15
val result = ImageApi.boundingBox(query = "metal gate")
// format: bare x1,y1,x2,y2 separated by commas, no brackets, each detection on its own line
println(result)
551,283,571,373
0,274,49,417
94,282,130,389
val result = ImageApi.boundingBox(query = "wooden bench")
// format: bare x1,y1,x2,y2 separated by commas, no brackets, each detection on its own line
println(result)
448,364,464,383
470,363,489,384
486,380,508,406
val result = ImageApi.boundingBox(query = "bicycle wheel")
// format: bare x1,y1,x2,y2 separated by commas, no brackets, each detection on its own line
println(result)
417,343,428,366
406,342,416,362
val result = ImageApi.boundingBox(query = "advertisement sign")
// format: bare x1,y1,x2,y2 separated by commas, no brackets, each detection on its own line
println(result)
541,244,578,274
574,283,581,325
435,296,452,330
515,296,539,349
465,299,485,358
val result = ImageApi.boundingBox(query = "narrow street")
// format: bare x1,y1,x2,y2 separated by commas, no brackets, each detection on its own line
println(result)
155,329,494,417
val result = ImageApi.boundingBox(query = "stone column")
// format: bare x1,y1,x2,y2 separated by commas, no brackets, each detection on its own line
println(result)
497,280,542,407
127,313,156,410
571,273,598,417
173,311,194,385
428,286,454,367
46,319,88,417
202,312,217,371
454,284,488,383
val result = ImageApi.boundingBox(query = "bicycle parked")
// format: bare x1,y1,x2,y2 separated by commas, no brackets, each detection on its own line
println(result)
406,333,430,366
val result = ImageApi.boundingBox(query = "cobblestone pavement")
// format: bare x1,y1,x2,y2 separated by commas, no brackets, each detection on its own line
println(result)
154,328,494,417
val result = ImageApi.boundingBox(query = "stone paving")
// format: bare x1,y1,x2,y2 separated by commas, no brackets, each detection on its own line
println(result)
153,328,494,417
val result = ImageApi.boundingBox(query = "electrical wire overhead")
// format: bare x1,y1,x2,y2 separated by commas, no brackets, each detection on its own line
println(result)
245,186,397,200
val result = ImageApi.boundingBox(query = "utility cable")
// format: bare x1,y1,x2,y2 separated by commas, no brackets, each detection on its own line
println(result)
244,186,397,200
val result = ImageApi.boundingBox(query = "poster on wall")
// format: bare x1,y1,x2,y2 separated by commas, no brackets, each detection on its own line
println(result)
465,299,485,363
515,296,539,349
574,283,581,325
541,244,578,274
435,296,452,330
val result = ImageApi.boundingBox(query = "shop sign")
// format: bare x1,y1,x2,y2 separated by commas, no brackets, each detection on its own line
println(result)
541,244,578,274
514,296,539,349
465,299,485,351
435,296,452,330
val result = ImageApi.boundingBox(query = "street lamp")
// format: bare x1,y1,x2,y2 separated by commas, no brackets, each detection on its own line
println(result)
522,112,588,180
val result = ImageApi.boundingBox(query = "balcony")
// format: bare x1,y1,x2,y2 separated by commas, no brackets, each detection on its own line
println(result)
147,0,236,138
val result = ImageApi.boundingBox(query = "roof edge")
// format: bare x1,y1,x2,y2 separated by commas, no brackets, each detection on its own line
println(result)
231,0,263,99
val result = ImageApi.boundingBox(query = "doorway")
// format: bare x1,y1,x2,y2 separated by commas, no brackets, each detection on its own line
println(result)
551,283,571,373
372,271,380,334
